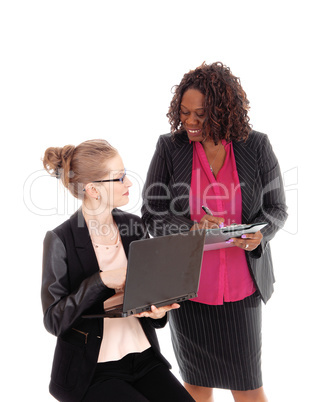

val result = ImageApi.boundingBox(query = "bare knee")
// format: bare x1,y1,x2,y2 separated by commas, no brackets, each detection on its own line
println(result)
184,383,214,402
231,386,268,402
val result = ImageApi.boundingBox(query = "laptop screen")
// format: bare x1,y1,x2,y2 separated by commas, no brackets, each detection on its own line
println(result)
123,230,205,314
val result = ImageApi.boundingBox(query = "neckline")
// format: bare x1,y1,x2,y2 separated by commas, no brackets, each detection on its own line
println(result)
92,232,120,249
194,140,230,181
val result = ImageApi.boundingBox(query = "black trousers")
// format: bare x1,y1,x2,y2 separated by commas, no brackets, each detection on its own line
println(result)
82,348,194,402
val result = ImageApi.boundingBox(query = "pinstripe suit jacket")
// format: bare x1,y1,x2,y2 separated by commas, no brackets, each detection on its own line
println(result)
141,131,288,303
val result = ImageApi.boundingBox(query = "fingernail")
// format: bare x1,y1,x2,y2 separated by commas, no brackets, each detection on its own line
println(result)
241,235,247,239
226,239,234,244
219,223,224,228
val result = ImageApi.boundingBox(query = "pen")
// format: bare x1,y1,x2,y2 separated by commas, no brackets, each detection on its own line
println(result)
202,205,213,216
202,205,224,228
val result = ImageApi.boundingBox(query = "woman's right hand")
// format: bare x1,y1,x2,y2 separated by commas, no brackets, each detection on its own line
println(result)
100,266,127,290
190,215,225,231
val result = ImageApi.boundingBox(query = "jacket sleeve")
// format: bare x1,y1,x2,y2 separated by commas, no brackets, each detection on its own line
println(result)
141,136,195,236
250,135,288,258
41,230,111,337
140,314,168,330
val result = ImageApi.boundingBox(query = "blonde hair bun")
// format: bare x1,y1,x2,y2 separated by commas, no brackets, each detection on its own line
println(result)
43,145,75,179
42,140,117,198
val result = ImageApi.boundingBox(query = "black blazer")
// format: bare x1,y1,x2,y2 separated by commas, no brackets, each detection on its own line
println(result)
141,131,288,303
41,208,170,402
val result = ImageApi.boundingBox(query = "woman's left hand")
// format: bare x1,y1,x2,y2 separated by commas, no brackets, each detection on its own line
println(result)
227,230,263,252
134,303,180,319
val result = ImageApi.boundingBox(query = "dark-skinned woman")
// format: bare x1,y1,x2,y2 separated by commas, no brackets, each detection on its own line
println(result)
142,62,287,402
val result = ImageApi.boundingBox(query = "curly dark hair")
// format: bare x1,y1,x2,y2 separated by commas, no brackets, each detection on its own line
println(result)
167,62,252,143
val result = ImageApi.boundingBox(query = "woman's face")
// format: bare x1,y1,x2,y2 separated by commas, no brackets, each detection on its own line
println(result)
180,88,209,142
98,154,132,209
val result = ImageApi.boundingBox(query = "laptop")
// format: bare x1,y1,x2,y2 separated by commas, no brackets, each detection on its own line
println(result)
83,230,205,318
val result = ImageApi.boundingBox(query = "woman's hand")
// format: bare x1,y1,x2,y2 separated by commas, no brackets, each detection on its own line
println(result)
227,230,263,252
134,303,180,320
190,215,225,231
100,267,127,290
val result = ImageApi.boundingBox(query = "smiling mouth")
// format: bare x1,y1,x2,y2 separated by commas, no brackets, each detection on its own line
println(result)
186,128,202,136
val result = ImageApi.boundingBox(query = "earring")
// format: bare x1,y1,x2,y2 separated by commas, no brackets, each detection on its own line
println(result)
96,195,100,201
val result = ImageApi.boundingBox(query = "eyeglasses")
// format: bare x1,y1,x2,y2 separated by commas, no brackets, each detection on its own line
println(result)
92,169,127,184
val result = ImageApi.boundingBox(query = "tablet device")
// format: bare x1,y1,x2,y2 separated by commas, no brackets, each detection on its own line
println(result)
204,222,267,251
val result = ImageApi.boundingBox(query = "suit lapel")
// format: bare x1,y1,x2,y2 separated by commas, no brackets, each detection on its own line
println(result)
232,140,257,223
70,209,100,278
171,137,193,216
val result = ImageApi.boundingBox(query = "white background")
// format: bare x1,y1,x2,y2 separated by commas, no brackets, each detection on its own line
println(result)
1,1,319,401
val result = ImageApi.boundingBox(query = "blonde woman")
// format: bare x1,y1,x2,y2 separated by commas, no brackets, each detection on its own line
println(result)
41,139,194,402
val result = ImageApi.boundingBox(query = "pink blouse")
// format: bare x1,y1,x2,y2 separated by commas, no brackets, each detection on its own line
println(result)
189,140,256,305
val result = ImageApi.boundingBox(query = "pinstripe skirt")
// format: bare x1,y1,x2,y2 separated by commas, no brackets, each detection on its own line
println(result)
169,291,262,391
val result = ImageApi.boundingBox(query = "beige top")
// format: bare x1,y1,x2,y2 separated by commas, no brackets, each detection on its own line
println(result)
93,235,150,362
